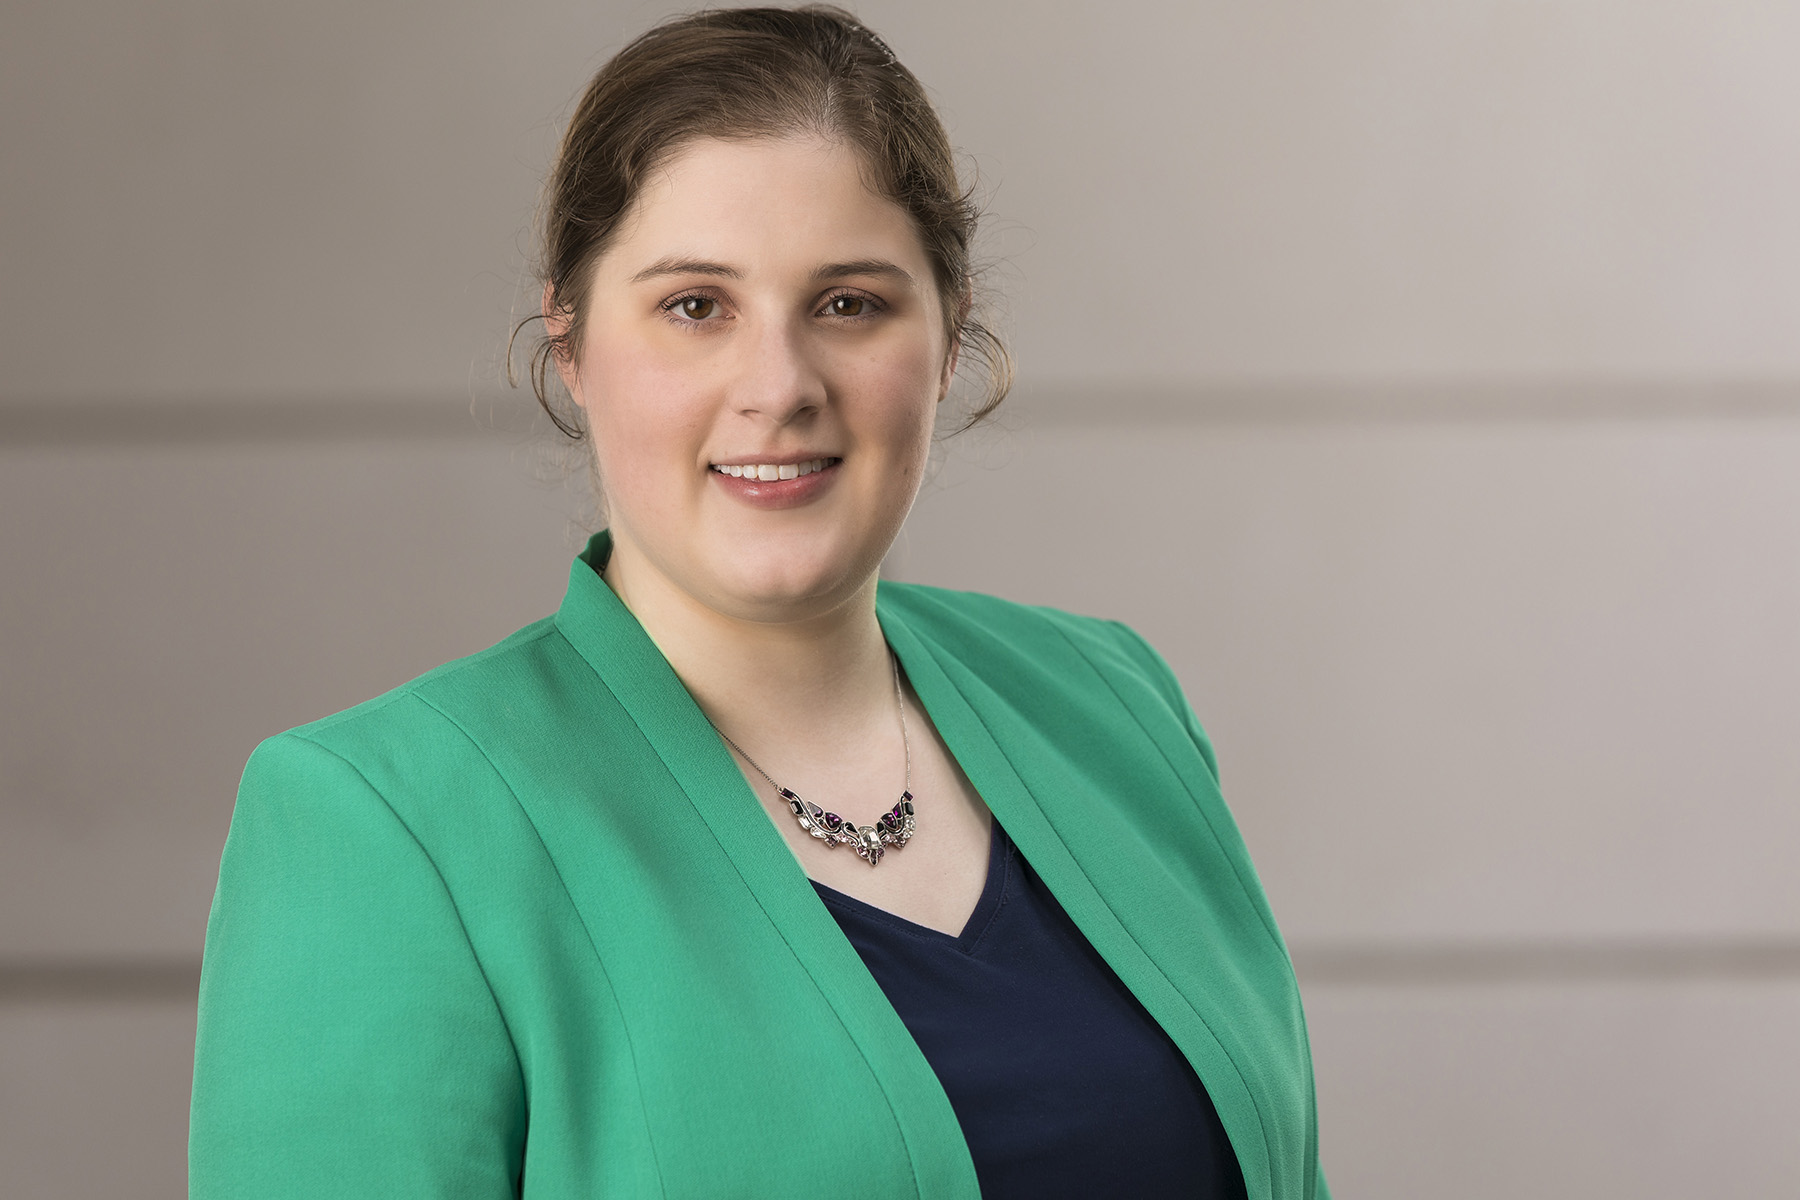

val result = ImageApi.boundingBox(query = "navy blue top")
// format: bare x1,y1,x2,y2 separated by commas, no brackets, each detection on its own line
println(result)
812,819,1247,1200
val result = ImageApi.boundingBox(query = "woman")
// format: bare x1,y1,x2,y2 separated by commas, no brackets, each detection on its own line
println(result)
189,8,1329,1198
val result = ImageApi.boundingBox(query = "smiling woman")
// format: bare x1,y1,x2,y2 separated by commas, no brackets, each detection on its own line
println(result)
188,7,1328,1200
565,135,947,624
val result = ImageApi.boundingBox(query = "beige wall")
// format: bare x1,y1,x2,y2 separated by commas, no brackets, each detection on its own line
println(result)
5,2,1798,1196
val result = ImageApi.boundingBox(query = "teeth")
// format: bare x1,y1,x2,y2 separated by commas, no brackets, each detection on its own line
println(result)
713,457,834,480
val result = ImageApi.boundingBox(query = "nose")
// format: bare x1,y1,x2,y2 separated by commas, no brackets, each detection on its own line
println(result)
729,314,825,426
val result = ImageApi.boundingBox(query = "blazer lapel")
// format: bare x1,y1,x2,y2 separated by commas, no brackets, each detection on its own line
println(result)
878,593,1279,1200
552,534,980,1198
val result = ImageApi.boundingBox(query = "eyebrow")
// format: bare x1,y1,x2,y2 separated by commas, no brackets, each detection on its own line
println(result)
629,257,743,284
812,259,915,286
627,256,916,286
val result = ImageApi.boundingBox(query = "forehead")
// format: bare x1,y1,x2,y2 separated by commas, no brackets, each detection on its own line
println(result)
603,135,928,275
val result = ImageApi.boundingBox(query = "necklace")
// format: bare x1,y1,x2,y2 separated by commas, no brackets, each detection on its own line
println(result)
714,651,916,868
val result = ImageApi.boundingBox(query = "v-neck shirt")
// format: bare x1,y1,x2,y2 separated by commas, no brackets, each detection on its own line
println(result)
811,819,1248,1200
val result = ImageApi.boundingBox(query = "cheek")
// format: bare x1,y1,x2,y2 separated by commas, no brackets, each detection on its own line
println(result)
853,340,942,455
581,321,714,425
578,333,714,506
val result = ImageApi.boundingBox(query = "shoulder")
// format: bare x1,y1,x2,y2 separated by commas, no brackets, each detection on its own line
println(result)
225,613,594,945
221,606,608,944
289,614,561,735
878,579,1184,700
879,579,1217,782
259,613,579,769
233,612,605,859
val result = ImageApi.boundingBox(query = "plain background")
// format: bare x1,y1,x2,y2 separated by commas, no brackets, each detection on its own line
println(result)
4,1,1798,1195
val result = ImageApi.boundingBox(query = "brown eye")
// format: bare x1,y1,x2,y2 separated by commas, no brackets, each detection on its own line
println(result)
829,295,865,317
679,296,715,319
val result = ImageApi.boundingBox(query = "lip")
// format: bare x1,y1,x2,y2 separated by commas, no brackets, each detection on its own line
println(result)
709,452,839,468
709,457,843,510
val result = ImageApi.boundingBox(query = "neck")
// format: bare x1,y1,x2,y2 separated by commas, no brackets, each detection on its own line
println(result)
599,530,897,759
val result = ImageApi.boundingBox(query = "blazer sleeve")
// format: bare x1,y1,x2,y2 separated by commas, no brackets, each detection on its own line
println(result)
190,731,526,1199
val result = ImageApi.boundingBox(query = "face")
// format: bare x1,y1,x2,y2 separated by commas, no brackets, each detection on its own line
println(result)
556,134,955,625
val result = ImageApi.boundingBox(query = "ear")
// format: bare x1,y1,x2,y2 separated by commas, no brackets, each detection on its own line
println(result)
938,288,972,401
543,282,584,407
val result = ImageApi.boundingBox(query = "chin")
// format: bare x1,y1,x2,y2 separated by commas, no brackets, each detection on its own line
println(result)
709,538,880,618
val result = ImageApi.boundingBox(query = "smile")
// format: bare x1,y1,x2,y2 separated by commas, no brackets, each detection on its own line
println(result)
710,457,840,481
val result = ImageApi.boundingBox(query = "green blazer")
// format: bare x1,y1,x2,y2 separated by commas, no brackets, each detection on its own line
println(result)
190,531,1329,1199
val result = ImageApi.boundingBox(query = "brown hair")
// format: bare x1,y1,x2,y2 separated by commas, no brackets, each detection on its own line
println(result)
514,4,1010,439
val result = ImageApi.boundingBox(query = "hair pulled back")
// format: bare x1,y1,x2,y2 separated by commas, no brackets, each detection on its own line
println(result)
516,4,1010,439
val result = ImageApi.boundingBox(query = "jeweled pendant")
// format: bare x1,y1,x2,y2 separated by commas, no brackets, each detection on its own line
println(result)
715,650,917,867
784,788,916,866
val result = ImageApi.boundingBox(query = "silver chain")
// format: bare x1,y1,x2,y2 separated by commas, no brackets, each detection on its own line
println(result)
714,650,916,867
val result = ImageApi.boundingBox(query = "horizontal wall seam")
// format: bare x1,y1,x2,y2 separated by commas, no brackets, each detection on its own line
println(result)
7,381,1800,446
0,961,202,1003
1291,939,1800,987
7,940,1800,1002
1023,380,1800,425
0,397,534,446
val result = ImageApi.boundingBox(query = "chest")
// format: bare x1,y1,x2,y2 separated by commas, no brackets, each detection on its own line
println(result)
421,607,1318,1197
739,691,997,937
812,824,1249,1200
